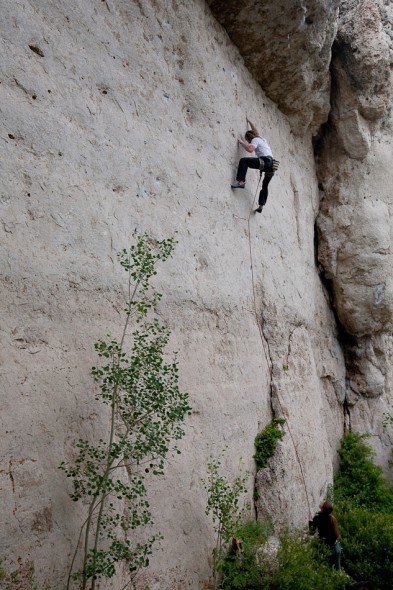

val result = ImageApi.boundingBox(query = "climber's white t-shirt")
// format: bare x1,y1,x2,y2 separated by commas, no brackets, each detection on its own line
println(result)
251,136,273,158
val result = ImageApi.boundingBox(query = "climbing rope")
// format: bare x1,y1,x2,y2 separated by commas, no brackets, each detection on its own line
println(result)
246,172,312,517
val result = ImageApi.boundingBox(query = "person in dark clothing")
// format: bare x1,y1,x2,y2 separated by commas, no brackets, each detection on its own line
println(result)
309,501,342,570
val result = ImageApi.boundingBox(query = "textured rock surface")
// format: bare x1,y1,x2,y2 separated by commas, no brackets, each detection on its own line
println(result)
316,0,393,434
208,0,340,133
1,0,392,588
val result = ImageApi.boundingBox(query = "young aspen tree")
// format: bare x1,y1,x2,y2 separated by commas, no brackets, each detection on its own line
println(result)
60,234,191,590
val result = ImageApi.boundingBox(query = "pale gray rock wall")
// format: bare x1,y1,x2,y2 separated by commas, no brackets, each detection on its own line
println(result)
0,0,391,588
315,0,393,459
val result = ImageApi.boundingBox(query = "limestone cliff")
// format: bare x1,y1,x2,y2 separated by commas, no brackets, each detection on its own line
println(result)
315,0,393,461
208,0,340,133
0,1,392,588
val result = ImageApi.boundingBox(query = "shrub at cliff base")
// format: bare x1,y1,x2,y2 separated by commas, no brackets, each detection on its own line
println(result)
335,503,393,588
262,533,349,590
218,524,349,590
334,432,393,511
334,432,393,589
217,520,271,589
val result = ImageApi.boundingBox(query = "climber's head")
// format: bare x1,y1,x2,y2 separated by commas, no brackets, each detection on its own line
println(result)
245,130,257,143
320,501,333,514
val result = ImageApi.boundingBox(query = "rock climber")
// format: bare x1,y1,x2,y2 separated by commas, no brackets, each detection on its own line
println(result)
309,500,342,570
231,117,278,213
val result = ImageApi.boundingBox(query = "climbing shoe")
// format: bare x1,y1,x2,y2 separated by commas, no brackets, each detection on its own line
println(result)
255,206,263,213
231,181,245,189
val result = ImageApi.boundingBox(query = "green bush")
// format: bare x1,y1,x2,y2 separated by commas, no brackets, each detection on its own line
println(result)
204,451,251,587
334,432,393,589
334,432,393,511
216,433,393,590
217,525,349,590
335,503,393,589
205,453,250,547
218,520,272,589
260,533,350,590
254,418,285,470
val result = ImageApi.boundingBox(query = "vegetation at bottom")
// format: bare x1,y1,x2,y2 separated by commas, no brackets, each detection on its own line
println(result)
216,520,271,590
334,432,393,589
216,523,349,590
205,439,347,590
334,432,393,510
204,450,251,586
211,431,393,590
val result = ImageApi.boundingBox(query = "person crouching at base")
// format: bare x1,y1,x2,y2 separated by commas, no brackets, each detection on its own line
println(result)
309,500,342,570
231,117,279,213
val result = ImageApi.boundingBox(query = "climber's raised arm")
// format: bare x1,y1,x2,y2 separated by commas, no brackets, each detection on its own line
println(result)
246,117,260,136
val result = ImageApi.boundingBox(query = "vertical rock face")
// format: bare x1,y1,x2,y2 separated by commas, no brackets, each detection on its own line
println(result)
208,0,340,133
1,0,392,588
316,0,393,441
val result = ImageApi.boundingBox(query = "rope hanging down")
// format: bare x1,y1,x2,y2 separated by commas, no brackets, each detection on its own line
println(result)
246,173,312,517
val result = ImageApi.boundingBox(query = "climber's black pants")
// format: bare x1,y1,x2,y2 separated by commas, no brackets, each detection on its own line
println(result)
236,157,261,182
235,156,275,206
259,173,274,207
